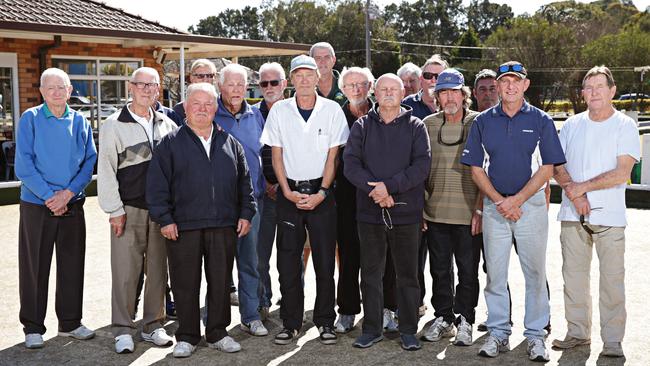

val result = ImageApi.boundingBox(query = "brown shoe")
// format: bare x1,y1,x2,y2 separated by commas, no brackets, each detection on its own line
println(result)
601,342,624,357
551,336,591,349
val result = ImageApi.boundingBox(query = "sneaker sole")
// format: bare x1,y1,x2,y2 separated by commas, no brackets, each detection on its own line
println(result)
25,343,44,349
116,347,134,354
422,333,454,342
353,335,384,348
478,349,498,358
529,354,550,362
319,337,338,345
240,325,269,336
274,338,293,345
58,331,95,340
142,336,173,347
453,339,473,346
401,343,422,351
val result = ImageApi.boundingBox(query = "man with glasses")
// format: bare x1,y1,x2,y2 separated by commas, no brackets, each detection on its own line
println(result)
397,62,421,97
261,55,349,346
402,54,448,120
552,66,639,358
215,63,268,337
254,62,287,320
461,61,565,362
421,69,481,347
343,74,430,351
173,58,218,123
16,68,97,349
310,42,347,106
98,67,176,354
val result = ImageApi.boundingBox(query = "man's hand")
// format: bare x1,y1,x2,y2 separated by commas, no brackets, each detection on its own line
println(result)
161,223,178,241
237,219,251,237
266,183,279,201
471,211,482,236
368,182,389,203
110,214,127,237
378,195,395,208
572,195,591,216
284,190,309,204
564,182,587,202
45,189,74,213
422,219,428,232
496,196,523,222
297,193,325,210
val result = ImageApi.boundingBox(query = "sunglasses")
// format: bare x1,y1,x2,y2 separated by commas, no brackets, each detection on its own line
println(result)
192,73,215,80
579,207,611,235
260,80,282,88
498,64,525,74
422,72,439,80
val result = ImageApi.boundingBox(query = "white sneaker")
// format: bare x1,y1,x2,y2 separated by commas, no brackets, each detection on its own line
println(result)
58,324,95,340
382,308,399,332
25,333,44,349
453,316,473,346
114,334,134,354
478,334,510,358
241,319,269,336
527,338,550,362
142,328,173,346
208,335,241,353
423,316,455,342
334,314,355,333
173,341,196,358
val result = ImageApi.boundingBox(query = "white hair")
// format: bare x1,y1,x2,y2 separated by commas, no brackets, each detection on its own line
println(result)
338,67,375,90
397,62,422,78
376,73,404,89
40,67,71,86
219,64,248,85
130,67,160,83
309,42,335,58
186,82,218,103
421,54,449,70
190,58,217,73
258,62,286,80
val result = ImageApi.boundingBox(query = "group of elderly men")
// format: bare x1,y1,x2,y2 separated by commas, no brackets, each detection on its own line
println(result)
15,39,638,362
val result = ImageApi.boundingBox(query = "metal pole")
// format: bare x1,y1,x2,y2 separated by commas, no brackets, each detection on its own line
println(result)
365,0,371,69
179,42,186,100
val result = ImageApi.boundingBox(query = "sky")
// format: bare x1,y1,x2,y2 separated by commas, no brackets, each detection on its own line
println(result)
102,0,650,33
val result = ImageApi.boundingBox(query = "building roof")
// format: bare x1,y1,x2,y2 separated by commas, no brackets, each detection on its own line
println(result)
0,0,185,34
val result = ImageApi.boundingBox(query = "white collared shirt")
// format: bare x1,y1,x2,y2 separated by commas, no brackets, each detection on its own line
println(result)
198,125,214,159
260,95,349,180
127,104,153,147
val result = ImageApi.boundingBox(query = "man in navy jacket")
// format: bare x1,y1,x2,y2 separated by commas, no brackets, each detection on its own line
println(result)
146,83,256,358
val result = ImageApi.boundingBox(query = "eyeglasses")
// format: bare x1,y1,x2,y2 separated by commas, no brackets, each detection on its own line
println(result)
498,64,525,74
422,72,438,80
381,202,407,230
42,85,69,92
342,81,370,90
192,73,215,80
579,207,611,235
130,81,159,89
260,80,282,88
437,114,467,146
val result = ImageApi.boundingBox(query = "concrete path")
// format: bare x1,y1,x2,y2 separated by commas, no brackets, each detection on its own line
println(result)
0,198,645,365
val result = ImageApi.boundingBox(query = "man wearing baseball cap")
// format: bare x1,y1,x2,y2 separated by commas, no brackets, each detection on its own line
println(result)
421,69,482,347
461,61,565,362
261,54,349,346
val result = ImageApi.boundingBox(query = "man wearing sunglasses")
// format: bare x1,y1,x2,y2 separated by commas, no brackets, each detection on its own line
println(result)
552,66,640,358
172,58,218,124
461,61,566,362
402,54,448,120
421,69,482,347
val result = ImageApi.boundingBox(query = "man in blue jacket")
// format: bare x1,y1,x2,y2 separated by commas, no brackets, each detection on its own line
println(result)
16,68,97,349
146,83,256,358
216,63,267,337
343,73,431,351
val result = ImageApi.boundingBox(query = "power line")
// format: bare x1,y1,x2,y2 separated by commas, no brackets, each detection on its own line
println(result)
371,38,503,50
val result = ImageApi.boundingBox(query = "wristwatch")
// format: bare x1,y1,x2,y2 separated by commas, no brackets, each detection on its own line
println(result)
318,186,331,198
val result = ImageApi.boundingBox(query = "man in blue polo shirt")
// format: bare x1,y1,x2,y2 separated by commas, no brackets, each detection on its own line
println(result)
461,61,565,362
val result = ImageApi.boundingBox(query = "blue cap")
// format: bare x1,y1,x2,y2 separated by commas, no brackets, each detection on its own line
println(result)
434,68,465,92
290,55,318,73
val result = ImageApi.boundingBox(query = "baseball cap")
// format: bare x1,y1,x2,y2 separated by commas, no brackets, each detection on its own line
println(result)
474,69,497,85
290,55,318,73
496,61,527,80
434,68,465,92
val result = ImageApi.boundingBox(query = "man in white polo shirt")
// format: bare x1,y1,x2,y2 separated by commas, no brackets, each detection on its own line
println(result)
552,66,640,358
261,54,349,346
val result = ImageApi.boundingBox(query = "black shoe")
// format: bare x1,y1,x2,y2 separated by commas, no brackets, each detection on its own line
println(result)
318,326,337,345
166,300,177,320
400,333,421,351
353,333,383,348
274,328,298,345
477,321,488,332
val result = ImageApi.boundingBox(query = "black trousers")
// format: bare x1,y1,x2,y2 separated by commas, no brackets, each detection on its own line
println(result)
426,222,481,324
358,222,420,335
336,200,397,315
167,227,236,345
276,192,337,330
18,199,86,335
417,231,428,304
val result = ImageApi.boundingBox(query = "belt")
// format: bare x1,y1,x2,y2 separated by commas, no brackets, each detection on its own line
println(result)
287,178,323,194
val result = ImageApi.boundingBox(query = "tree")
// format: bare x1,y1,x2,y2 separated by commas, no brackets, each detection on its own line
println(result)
188,6,262,40
466,0,514,42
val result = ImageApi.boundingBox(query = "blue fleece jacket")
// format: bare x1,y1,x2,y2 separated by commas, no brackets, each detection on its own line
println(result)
216,97,265,198
15,104,97,205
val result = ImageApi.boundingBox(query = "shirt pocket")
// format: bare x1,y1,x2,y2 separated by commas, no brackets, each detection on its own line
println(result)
317,133,330,152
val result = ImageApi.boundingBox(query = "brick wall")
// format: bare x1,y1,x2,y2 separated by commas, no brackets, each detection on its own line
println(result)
0,37,162,114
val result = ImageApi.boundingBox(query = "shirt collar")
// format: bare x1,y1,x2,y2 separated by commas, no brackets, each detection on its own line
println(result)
127,103,153,123
43,103,70,118
493,100,531,117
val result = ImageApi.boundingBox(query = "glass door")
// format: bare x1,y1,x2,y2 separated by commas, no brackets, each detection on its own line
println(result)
0,53,18,181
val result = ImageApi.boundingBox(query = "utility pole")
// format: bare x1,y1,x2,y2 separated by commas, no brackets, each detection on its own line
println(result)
365,0,371,69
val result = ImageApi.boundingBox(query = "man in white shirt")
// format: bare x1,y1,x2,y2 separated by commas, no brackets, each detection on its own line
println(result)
553,66,640,358
261,54,349,346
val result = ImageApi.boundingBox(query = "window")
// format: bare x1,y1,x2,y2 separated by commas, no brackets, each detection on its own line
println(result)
52,57,142,129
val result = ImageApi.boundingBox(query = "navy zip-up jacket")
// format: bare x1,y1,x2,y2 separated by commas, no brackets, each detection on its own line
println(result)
146,122,257,231
343,105,431,225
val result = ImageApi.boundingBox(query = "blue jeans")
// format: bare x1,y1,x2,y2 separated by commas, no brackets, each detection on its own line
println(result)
236,198,263,323
483,190,549,341
257,194,277,308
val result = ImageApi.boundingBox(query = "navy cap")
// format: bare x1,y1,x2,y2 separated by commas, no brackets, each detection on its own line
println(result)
290,55,318,73
496,61,527,80
434,68,465,92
